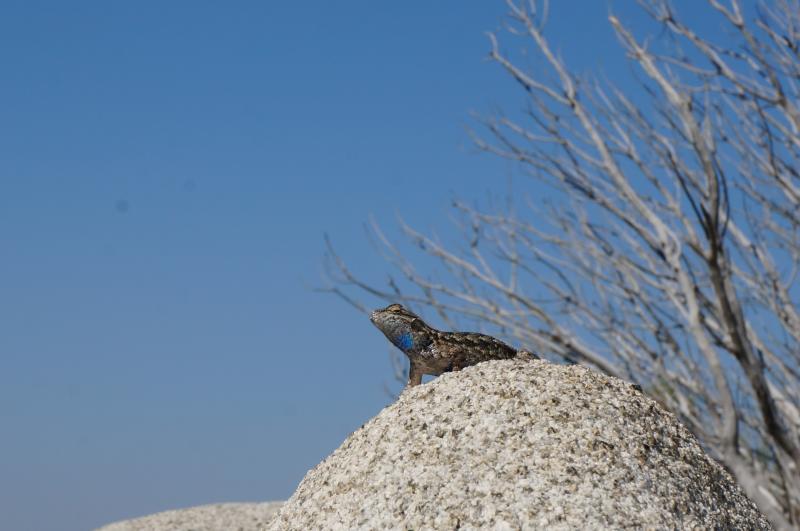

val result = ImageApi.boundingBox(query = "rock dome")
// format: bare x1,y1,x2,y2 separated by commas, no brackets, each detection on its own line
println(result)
270,359,769,530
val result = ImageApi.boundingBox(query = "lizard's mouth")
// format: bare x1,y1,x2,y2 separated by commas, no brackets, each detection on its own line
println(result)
369,311,378,323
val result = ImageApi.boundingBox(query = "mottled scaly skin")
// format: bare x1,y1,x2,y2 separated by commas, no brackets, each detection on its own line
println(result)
370,303,537,389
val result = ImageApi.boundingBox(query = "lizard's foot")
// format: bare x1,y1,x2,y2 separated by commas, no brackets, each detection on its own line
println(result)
443,362,462,373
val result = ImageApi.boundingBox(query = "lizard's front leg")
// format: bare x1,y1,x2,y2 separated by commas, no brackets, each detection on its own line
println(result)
406,360,423,389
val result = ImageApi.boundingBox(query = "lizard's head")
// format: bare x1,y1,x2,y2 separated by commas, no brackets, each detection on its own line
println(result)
370,303,427,352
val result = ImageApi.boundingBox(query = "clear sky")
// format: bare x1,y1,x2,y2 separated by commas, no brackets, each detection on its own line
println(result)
1,2,722,530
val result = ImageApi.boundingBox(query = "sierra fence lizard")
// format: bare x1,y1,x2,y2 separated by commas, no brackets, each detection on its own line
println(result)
370,303,537,389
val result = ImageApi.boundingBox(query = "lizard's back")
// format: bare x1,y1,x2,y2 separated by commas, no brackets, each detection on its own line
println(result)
429,330,525,369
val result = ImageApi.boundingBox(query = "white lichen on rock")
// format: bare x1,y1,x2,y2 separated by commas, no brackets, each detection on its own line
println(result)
270,359,770,530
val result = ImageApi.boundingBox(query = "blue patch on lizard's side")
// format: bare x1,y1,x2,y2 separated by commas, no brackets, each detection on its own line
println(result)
397,332,414,350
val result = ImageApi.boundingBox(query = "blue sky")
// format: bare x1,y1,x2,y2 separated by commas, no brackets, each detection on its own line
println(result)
0,2,723,530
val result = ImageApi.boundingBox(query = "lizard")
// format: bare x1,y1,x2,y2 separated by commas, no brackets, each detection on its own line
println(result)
370,303,537,390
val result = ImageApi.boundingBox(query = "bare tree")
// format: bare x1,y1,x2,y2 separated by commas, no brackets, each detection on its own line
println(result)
324,1,800,527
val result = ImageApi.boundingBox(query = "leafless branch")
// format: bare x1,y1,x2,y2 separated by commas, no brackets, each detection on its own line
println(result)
326,1,800,527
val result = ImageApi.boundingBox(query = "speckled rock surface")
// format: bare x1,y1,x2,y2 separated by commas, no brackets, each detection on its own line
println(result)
97,501,283,531
270,359,770,530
